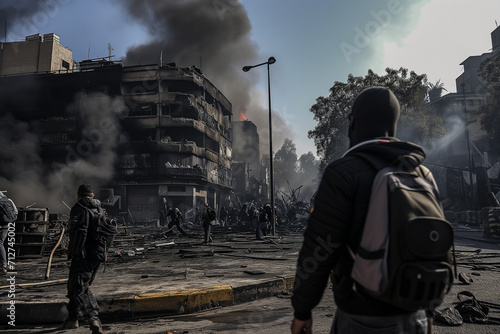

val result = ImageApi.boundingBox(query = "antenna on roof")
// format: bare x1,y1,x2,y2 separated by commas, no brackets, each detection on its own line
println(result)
108,43,114,61
4,18,6,42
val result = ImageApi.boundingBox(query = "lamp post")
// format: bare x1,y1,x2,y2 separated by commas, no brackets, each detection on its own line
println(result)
242,56,277,236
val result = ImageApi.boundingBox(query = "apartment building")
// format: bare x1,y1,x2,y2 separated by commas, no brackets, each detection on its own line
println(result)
0,35,233,221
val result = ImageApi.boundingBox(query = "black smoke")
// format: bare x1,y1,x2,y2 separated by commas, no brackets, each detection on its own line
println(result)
0,92,127,213
0,0,68,41
121,0,291,156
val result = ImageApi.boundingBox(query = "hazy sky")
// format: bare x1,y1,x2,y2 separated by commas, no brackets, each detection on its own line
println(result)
3,0,500,157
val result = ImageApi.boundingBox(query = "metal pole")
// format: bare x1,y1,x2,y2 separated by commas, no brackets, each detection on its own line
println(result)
267,62,276,236
462,83,475,209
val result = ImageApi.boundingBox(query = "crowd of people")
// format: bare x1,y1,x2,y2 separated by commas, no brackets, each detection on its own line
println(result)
158,199,277,243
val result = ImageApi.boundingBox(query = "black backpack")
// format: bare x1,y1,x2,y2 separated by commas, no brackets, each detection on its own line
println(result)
349,153,454,311
208,207,217,221
68,203,118,262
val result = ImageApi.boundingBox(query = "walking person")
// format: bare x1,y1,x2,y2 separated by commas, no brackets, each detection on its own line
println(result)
291,87,437,334
64,184,106,333
219,206,228,227
202,203,216,244
256,204,271,240
166,207,189,236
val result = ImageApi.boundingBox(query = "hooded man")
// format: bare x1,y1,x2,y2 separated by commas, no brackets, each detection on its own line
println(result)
291,87,433,333
64,184,105,334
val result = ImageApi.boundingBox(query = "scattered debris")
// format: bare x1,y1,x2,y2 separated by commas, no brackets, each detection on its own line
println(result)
432,307,463,326
458,272,474,285
243,270,265,275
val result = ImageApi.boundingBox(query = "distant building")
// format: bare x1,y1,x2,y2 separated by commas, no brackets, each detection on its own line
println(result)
231,120,271,203
0,34,233,221
456,25,500,95
232,120,260,177
427,25,500,210
0,33,74,75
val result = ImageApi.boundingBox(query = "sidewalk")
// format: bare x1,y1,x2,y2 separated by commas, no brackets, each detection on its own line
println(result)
1,224,499,330
0,226,301,325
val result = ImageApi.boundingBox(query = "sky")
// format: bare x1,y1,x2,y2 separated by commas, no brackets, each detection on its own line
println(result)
2,0,500,158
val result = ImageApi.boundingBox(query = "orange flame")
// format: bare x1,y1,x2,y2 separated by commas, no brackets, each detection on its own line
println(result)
239,110,248,121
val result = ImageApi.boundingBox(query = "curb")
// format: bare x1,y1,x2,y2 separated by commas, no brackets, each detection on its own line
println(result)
0,275,295,325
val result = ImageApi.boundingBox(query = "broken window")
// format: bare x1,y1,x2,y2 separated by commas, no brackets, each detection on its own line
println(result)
62,60,70,70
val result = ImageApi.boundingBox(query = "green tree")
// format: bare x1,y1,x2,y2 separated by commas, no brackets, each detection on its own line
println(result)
273,138,298,191
308,67,444,167
298,151,319,175
297,151,320,200
478,54,500,151
426,80,448,102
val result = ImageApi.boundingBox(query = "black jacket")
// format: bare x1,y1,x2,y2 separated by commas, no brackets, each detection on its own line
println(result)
69,197,104,259
70,197,103,220
292,138,435,320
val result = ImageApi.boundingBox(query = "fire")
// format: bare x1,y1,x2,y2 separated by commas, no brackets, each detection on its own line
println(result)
239,110,248,121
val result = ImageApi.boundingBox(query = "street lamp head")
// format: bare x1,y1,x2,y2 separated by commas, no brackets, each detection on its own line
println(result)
267,56,276,65
242,65,252,72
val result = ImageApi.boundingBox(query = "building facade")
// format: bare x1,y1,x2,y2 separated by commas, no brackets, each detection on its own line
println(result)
0,33,74,75
428,26,500,210
0,35,233,222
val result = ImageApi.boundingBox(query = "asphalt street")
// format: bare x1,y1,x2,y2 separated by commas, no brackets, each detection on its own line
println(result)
0,223,499,333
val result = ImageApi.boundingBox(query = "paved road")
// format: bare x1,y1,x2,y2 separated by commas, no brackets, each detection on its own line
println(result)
1,224,499,333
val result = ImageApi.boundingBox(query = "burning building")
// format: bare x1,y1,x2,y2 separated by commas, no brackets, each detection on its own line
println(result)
0,34,233,221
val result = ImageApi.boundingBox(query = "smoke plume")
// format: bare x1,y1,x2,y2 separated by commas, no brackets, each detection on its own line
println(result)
121,0,292,155
0,92,127,215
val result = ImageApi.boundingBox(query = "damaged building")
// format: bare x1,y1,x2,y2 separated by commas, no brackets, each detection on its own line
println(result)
0,34,234,221
231,120,270,203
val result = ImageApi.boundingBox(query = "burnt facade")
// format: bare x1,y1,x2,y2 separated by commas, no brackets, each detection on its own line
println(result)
0,59,233,221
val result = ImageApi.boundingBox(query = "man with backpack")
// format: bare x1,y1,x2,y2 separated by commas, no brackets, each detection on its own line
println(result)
0,191,17,275
64,184,117,334
291,87,452,333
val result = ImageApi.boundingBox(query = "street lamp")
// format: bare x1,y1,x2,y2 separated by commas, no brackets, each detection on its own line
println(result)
242,56,277,236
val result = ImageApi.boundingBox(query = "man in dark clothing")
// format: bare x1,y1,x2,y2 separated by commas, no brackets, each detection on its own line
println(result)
64,184,104,334
202,203,215,244
219,206,228,227
291,88,432,333
256,204,271,240
166,207,188,236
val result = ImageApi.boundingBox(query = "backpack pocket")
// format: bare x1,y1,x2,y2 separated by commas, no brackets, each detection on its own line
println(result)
395,261,452,311
405,217,453,259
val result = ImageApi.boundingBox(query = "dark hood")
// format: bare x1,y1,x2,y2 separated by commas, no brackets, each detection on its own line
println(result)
348,87,400,147
345,138,426,168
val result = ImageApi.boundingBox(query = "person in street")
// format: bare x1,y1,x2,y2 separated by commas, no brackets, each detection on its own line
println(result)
219,206,228,227
291,87,433,333
64,184,105,334
159,197,170,227
0,191,17,275
166,207,189,236
202,203,215,244
256,204,271,240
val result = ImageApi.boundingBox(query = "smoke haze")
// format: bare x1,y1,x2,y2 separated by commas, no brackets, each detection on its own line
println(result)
0,93,127,215
122,0,292,155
